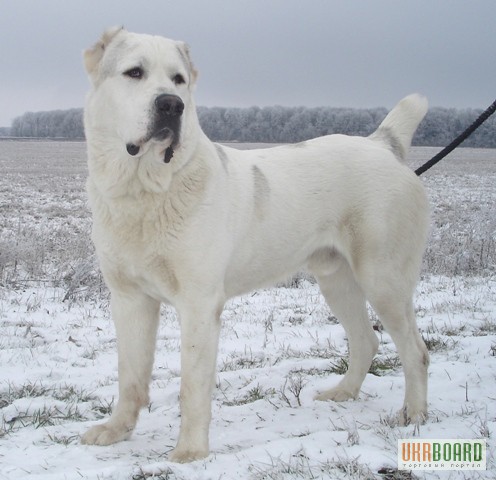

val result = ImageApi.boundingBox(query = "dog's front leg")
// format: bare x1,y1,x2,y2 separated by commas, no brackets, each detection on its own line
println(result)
81,290,160,446
168,297,222,463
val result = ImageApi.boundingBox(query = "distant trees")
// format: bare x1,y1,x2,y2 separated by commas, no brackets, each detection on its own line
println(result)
8,105,496,147
196,106,391,143
197,105,496,147
415,107,496,148
10,109,84,139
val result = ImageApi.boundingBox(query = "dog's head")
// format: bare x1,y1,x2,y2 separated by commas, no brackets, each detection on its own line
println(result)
84,27,198,165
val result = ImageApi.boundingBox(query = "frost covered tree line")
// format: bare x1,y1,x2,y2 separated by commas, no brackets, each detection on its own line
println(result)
3,105,496,147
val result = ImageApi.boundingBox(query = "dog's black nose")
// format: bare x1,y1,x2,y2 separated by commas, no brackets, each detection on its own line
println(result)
126,143,140,156
155,94,184,117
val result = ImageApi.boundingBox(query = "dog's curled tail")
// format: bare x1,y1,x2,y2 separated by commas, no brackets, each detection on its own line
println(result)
369,93,428,162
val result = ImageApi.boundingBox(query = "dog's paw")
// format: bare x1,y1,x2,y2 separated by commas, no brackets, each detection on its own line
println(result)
314,386,357,402
81,423,132,446
168,446,209,463
397,405,428,427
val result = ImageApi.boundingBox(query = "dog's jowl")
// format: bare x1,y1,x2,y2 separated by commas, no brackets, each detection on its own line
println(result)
81,27,430,463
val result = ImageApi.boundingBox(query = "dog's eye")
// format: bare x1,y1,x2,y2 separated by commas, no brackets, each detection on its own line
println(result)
173,74,186,85
124,67,144,79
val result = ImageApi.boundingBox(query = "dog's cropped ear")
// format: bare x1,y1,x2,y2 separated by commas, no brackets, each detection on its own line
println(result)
84,26,124,83
177,42,198,87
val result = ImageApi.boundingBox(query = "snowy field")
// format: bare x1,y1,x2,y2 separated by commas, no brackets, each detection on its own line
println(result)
0,141,495,479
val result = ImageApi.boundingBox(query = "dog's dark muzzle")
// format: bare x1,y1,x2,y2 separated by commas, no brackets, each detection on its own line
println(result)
126,94,184,163
152,94,184,141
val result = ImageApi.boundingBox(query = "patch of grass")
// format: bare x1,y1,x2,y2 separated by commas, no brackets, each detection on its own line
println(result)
330,417,360,446
0,418,15,438
288,366,336,378
276,340,340,361
378,412,401,429
437,323,467,337
0,381,97,409
0,380,51,408
328,357,349,375
249,450,319,479
0,381,105,437
377,467,417,479
279,372,307,407
307,342,340,359
91,397,114,418
422,333,458,353
5,403,86,431
474,413,491,439
132,467,177,480
325,355,401,377
52,384,97,403
46,433,80,446
223,385,276,407
328,453,376,479
473,318,496,337
219,351,268,372
368,356,402,376
251,450,409,480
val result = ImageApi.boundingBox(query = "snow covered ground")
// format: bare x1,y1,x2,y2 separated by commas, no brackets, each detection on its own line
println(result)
0,142,495,479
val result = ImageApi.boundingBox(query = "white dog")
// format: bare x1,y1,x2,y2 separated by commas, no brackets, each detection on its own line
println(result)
81,27,430,463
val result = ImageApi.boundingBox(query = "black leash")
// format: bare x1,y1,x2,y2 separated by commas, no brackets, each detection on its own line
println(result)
415,98,496,176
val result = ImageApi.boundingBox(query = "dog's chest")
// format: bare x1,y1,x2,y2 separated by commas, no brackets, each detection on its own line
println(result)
93,205,180,301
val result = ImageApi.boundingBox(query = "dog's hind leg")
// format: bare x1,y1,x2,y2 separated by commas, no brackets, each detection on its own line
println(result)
367,290,429,425
81,290,160,445
312,256,379,402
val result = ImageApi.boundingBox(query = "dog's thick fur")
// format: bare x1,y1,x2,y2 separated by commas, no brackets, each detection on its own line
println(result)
81,27,430,463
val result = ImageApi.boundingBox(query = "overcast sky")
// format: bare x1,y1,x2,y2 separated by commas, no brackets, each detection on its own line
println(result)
0,0,494,127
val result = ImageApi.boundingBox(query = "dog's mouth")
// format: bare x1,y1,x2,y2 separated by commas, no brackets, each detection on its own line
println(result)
126,126,178,164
